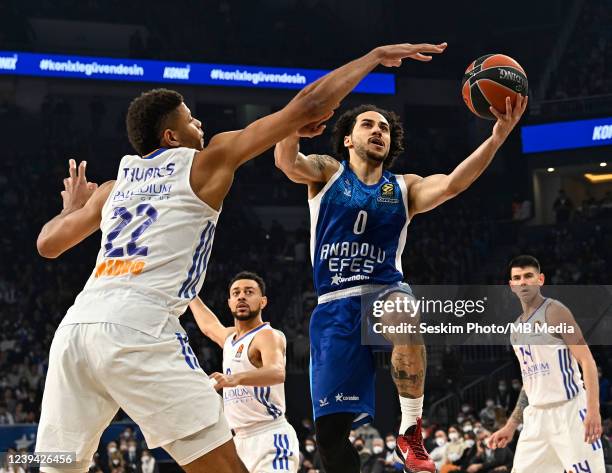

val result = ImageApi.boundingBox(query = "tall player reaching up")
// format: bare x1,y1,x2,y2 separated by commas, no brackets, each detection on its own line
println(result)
275,93,527,473
189,272,299,473
488,255,604,472
35,42,447,473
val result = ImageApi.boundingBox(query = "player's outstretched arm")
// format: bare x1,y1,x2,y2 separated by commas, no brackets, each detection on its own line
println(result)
547,301,602,444
406,94,528,217
192,42,447,209
209,329,286,390
37,159,113,258
189,296,235,348
489,388,528,449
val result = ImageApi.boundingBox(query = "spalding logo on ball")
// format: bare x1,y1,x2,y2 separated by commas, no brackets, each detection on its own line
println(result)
462,54,528,120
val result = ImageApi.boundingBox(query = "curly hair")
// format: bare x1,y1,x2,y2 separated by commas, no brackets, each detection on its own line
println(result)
331,104,405,169
126,88,184,156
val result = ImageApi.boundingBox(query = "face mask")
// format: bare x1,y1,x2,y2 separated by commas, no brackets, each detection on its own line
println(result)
483,438,491,448
386,441,396,450
457,416,465,424
486,400,495,408
108,447,117,454
498,385,507,392
435,437,446,447
142,456,151,463
373,446,383,454
112,459,120,466
122,432,130,439
512,383,521,390
129,446,136,453
461,406,470,413
465,439,475,448
349,436,355,443
449,432,459,441
305,445,315,453
463,424,473,432
355,444,364,452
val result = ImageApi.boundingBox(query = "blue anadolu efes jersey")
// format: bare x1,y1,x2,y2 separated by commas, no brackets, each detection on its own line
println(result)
308,161,409,299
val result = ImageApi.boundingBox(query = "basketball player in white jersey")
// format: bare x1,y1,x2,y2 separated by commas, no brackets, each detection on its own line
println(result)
34,42,445,473
188,272,298,472
488,255,604,472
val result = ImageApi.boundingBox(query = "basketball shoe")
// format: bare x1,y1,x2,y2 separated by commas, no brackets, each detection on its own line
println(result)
395,417,436,473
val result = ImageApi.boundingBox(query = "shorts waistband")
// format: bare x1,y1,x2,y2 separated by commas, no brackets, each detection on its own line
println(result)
317,284,387,304
233,417,289,438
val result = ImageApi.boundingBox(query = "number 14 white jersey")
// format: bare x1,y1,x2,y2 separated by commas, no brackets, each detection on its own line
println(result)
63,147,219,334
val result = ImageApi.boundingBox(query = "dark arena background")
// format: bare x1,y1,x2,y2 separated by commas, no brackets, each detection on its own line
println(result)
1,0,611,472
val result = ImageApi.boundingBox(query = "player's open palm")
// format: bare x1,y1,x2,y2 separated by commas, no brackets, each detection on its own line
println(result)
488,424,516,449
375,42,447,67
61,159,98,211
490,94,528,145
583,410,602,444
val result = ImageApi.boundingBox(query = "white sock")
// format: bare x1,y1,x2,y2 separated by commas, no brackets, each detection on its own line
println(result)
399,395,423,435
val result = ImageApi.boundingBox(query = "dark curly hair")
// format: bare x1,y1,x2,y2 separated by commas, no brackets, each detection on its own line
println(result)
126,88,184,156
331,104,405,169
228,271,266,296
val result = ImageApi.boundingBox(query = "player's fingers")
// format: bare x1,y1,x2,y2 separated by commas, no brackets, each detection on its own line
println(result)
87,182,98,191
63,178,70,190
414,43,447,53
412,53,432,62
78,161,87,183
505,97,512,118
489,106,503,121
61,190,67,199
68,159,77,179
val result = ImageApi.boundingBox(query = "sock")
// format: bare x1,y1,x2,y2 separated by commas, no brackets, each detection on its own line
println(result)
399,395,423,435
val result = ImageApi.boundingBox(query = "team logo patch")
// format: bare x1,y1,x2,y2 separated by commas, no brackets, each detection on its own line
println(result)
235,344,244,359
378,182,399,204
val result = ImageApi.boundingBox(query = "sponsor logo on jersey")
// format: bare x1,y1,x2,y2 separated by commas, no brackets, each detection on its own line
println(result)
343,178,352,197
234,344,244,360
319,397,329,407
94,259,145,277
331,273,370,286
335,393,359,402
320,241,386,279
223,386,252,402
377,182,399,204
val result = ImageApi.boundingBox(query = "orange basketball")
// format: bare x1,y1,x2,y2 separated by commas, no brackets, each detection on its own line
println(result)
461,54,528,120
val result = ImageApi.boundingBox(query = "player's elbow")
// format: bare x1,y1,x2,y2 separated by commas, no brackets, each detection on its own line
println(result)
36,237,60,259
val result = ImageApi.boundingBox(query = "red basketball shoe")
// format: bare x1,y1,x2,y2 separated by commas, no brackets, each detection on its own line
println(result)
395,417,436,473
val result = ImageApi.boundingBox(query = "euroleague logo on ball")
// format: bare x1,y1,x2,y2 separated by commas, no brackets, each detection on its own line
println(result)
462,53,528,120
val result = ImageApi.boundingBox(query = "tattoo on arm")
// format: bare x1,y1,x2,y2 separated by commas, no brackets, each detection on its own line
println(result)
310,154,336,172
510,389,529,425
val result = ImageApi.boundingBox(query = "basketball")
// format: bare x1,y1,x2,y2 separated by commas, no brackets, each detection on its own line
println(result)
461,54,528,120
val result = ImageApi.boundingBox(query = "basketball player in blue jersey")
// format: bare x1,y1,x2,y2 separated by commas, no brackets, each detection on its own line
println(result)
274,95,528,473
189,272,299,472
488,255,604,472
34,42,447,473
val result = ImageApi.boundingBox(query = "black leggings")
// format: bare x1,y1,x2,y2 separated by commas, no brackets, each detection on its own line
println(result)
315,413,361,473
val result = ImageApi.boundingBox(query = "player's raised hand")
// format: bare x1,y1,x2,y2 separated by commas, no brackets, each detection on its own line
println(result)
61,159,98,212
487,423,516,449
209,372,238,391
583,409,602,444
374,42,447,67
296,110,334,138
490,94,528,146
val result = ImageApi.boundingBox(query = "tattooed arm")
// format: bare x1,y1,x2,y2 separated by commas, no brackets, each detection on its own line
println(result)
274,133,340,197
488,388,528,449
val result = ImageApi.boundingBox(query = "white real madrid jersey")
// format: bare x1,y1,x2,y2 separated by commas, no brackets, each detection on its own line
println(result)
222,323,286,430
62,147,219,334
510,298,584,407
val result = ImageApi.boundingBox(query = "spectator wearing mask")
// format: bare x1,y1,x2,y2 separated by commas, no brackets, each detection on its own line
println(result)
124,439,140,473
457,431,478,471
479,399,497,430
494,381,511,411
354,437,372,470
140,450,158,473
363,438,388,473
508,379,522,408
442,425,466,470
302,437,324,471
383,434,403,472
461,421,474,435
430,430,448,471
466,437,514,473
459,403,475,419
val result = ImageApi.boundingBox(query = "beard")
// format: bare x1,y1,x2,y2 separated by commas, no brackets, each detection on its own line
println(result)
353,140,388,164
231,308,260,321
